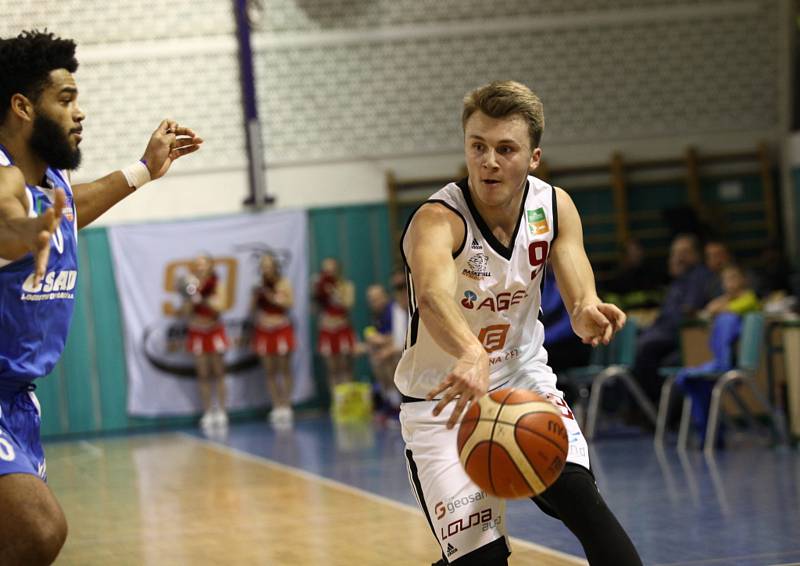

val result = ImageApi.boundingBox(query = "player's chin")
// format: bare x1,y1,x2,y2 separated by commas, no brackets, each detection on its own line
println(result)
476,186,510,205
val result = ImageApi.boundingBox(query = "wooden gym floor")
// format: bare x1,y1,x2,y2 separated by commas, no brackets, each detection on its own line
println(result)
44,415,800,565
46,432,585,566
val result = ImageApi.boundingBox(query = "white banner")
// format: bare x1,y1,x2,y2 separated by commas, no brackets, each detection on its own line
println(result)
108,210,312,416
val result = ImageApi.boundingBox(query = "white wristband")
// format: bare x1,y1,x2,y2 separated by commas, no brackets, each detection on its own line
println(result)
121,159,151,190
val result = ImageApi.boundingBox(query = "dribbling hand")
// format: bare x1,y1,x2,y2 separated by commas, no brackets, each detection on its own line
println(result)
426,347,490,429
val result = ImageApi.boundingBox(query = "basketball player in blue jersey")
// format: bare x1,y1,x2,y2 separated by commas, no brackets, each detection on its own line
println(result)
0,31,202,565
396,81,642,565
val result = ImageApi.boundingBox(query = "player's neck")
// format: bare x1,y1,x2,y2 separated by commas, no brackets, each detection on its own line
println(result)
468,181,525,241
0,134,48,186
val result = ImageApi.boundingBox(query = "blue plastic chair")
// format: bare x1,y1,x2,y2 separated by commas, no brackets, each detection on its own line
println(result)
656,312,786,455
702,312,788,454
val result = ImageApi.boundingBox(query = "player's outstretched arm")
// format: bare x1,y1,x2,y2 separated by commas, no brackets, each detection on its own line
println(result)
550,187,626,346
72,119,203,229
407,204,489,428
0,167,65,285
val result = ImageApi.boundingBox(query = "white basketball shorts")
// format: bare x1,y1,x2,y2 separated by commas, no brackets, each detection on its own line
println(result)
400,365,589,562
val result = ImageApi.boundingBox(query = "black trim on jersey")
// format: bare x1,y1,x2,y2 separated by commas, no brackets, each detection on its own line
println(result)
405,449,444,561
408,309,420,348
401,378,511,403
537,269,547,325
403,268,417,351
401,393,425,403
398,199,468,269
456,177,530,261
550,183,559,242
405,268,415,319
398,197,466,352
538,262,550,316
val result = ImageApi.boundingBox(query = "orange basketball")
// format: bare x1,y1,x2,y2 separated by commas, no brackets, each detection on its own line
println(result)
457,389,568,499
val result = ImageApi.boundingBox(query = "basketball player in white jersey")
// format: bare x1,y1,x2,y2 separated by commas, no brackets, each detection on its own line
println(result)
396,81,642,565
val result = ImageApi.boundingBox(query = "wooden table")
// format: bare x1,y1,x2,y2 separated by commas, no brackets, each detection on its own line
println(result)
779,319,800,440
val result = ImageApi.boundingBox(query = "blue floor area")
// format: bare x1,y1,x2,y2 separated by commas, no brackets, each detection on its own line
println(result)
194,416,800,566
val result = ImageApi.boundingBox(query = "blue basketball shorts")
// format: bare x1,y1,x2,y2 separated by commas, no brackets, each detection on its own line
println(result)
0,384,46,481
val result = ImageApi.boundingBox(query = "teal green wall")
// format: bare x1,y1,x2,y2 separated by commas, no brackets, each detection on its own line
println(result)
571,187,620,260
307,204,395,402
37,229,133,437
571,171,778,271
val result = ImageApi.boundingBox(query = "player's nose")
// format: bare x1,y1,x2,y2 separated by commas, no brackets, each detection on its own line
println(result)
482,148,499,169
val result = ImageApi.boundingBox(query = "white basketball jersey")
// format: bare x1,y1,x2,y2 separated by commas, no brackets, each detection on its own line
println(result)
395,175,558,400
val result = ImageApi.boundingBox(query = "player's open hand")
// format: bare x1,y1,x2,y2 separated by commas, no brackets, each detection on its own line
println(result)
426,347,490,429
571,302,626,347
6,189,65,286
141,119,203,180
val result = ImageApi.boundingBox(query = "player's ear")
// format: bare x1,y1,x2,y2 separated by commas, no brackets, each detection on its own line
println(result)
529,147,542,172
9,93,34,123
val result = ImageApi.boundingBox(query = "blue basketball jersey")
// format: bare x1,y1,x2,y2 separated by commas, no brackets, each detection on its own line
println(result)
0,145,78,383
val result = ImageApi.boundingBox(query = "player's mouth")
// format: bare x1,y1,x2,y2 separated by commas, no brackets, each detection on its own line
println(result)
71,129,83,143
481,178,501,186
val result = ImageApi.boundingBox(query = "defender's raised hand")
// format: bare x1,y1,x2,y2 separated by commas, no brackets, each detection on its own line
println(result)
141,119,203,181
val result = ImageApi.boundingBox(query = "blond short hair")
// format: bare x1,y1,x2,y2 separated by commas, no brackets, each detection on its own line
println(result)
462,81,544,149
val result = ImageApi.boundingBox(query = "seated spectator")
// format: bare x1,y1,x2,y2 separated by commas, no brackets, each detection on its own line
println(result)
603,238,666,309
703,239,734,299
363,273,408,418
676,267,760,446
701,263,760,319
674,312,743,447
632,233,714,403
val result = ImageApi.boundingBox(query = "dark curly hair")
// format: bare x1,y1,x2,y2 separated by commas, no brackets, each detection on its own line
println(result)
0,30,78,123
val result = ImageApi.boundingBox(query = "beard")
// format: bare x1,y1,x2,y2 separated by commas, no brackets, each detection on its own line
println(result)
29,111,81,170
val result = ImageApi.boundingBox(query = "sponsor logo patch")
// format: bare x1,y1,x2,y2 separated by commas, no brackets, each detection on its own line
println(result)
435,491,487,520
20,270,77,301
439,508,501,540
478,324,510,353
460,289,528,312
527,207,549,236
62,193,75,223
460,290,478,309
